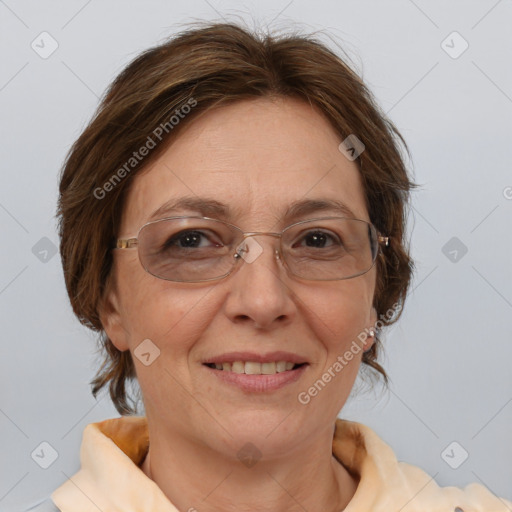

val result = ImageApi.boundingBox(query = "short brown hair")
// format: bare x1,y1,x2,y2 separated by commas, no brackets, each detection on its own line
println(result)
57,21,415,415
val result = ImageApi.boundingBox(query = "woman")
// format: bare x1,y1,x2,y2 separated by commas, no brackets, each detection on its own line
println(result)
30,22,511,511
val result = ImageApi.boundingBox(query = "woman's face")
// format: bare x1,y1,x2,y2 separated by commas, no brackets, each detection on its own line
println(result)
103,97,377,456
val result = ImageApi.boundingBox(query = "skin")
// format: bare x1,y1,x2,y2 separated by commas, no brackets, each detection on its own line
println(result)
101,97,378,512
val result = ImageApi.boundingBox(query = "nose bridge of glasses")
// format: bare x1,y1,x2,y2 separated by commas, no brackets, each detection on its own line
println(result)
235,231,282,263
243,231,282,241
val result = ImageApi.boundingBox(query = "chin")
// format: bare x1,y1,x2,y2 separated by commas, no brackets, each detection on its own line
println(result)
211,408,308,448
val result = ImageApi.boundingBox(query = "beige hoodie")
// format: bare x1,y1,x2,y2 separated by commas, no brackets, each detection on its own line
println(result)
49,416,511,512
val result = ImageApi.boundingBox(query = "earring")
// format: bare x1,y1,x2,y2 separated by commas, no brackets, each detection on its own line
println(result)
363,329,375,354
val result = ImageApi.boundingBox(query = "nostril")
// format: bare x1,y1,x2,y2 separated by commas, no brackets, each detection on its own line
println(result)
234,315,251,323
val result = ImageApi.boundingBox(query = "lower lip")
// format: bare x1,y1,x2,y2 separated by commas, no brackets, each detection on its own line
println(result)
203,364,308,392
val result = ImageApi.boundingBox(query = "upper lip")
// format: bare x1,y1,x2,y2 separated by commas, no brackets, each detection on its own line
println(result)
202,351,308,364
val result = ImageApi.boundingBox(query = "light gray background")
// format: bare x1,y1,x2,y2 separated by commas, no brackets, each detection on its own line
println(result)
1,0,511,510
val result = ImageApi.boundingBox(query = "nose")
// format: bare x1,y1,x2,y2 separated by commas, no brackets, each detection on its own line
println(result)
222,235,296,330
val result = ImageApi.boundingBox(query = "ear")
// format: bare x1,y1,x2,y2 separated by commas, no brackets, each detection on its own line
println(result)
98,284,130,352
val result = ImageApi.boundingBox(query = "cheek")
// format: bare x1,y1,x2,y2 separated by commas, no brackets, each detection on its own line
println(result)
114,257,185,344
115,257,220,356
299,280,374,350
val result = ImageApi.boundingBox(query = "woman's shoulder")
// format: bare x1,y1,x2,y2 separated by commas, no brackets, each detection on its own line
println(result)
334,419,512,511
397,460,512,511
23,498,61,512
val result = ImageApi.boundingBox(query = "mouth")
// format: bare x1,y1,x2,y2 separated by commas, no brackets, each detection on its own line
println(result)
203,361,307,374
202,352,309,392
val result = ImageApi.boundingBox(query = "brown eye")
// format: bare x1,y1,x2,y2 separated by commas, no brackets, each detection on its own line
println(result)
293,230,341,249
163,230,214,249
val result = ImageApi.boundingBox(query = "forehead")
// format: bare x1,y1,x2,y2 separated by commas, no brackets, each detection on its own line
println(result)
120,97,368,234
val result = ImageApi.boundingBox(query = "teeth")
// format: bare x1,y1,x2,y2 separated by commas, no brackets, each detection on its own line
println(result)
261,362,276,374
245,361,262,375
276,361,287,373
232,361,245,374
210,361,300,374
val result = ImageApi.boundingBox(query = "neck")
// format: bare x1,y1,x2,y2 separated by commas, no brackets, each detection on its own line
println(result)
140,422,358,512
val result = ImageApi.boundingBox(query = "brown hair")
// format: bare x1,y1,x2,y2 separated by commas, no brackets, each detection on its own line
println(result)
57,21,415,415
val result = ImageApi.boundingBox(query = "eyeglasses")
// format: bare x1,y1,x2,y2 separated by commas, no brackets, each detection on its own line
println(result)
114,216,389,283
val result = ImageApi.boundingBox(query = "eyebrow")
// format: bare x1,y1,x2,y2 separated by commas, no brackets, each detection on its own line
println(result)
285,198,357,220
147,196,358,223
147,197,240,221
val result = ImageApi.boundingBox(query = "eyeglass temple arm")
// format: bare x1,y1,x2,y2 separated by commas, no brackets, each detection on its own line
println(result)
378,235,389,247
115,238,138,249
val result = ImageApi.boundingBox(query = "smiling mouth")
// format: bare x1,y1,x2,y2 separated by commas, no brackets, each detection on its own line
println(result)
203,361,307,375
